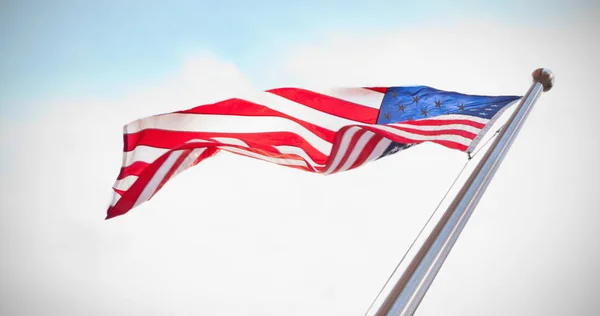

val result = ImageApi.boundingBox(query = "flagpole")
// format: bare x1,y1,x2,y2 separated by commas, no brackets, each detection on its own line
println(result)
373,68,555,316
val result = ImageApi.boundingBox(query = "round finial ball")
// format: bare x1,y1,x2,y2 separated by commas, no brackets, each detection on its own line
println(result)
532,68,554,92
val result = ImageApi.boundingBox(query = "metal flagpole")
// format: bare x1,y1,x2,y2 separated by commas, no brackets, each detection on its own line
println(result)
373,68,555,316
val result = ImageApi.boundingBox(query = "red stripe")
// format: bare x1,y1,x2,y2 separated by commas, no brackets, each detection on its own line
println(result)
109,144,285,219
154,142,311,164
387,125,478,140
177,98,336,142
117,141,322,183
150,149,193,200
193,147,219,167
109,148,220,220
223,148,312,172
426,140,467,151
357,126,469,152
124,130,328,164
162,142,313,171
129,132,277,156
266,88,379,124
365,87,388,94
107,151,172,219
349,134,383,170
117,161,149,180
400,118,486,129
321,125,349,171
331,129,368,174
159,142,309,165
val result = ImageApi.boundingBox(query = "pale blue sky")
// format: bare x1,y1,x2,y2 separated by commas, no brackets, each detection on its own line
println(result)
0,0,586,119
2,1,600,315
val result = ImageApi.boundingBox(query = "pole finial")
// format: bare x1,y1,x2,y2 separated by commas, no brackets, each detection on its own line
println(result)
532,68,554,92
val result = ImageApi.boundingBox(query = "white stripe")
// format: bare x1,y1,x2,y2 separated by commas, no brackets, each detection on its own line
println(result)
209,137,249,147
368,125,472,147
313,87,385,109
364,137,393,164
244,91,359,129
323,126,361,174
274,145,326,168
337,131,376,172
414,114,489,124
115,149,207,203
125,114,333,155
176,138,310,168
185,138,214,145
116,148,207,192
133,150,184,208
221,146,309,168
189,138,324,168
390,123,481,135
171,148,207,177
113,175,138,191
189,138,324,167
185,139,322,169
110,192,121,207
123,139,322,174
123,146,169,168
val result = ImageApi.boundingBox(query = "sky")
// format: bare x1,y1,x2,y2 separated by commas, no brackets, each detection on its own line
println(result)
1,1,599,315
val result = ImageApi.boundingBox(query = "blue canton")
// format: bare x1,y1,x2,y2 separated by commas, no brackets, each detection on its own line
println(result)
375,86,521,160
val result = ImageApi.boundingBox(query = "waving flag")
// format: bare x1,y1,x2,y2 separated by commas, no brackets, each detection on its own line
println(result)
106,86,521,219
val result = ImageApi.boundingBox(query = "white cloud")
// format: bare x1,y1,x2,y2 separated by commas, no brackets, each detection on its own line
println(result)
2,14,599,316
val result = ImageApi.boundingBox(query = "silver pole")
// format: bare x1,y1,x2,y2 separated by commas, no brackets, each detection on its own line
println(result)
374,68,555,316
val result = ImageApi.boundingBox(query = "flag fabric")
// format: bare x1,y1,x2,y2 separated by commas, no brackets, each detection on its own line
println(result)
106,85,521,219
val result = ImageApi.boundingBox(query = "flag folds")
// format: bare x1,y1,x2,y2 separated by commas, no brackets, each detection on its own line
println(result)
106,85,521,219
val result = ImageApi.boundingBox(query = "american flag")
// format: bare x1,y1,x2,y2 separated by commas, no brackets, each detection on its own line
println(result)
107,85,521,219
